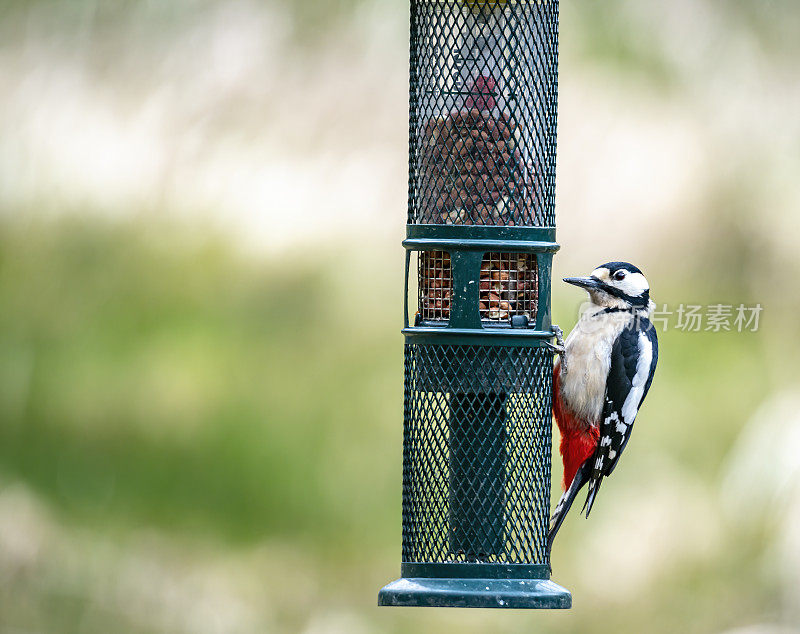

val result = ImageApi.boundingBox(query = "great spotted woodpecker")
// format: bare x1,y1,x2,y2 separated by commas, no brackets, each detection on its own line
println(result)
548,262,659,558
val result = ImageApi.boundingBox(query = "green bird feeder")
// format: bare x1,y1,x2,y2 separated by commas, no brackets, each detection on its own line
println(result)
378,0,571,609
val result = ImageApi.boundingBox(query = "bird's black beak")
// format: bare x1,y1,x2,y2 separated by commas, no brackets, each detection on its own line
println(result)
563,276,602,291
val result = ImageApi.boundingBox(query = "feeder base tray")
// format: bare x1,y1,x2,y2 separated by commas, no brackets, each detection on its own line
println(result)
378,577,571,609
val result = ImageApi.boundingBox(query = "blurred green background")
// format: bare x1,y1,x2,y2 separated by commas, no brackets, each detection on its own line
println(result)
1,0,800,632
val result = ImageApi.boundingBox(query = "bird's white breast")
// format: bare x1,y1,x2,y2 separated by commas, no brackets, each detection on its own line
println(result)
558,310,632,426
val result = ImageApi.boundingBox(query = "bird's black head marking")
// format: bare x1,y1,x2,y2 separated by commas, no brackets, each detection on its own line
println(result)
564,261,651,308
599,262,643,276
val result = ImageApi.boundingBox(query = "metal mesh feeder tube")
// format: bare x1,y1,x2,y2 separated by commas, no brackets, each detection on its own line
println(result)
379,0,570,609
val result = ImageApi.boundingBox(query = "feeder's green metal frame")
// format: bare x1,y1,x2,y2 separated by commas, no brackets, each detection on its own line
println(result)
379,223,572,609
403,225,558,344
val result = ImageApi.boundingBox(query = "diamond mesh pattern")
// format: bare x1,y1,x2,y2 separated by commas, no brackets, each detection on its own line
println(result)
402,343,553,564
409,0,559,226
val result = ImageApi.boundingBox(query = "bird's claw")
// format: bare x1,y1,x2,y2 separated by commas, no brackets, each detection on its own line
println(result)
550,325,567,373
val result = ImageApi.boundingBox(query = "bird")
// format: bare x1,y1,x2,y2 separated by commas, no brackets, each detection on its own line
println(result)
547,262,659,559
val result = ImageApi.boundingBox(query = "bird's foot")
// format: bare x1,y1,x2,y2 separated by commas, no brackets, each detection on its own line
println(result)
549,325,567,373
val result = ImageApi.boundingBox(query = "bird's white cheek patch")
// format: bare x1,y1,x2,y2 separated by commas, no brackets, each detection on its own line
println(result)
619,272,649,297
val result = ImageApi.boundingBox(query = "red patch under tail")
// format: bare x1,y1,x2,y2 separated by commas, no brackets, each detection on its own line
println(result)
553,364,600,490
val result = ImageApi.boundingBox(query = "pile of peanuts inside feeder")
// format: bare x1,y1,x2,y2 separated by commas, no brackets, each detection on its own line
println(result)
419,251,452,321
421,109,533,226
479,253,538,321
419,251,538,323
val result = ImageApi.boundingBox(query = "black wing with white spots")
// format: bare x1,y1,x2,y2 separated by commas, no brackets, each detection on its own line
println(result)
583,318,658,517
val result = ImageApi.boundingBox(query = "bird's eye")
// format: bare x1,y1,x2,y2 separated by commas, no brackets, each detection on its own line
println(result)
613,270,626,281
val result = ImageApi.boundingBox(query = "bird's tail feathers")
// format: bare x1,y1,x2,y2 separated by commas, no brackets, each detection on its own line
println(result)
547,460,592,560
581,475,603,518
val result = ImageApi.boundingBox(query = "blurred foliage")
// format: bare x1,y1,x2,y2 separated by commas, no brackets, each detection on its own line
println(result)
0,0,383,46
0,217,401,553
